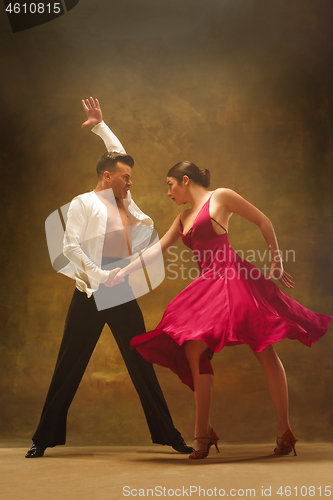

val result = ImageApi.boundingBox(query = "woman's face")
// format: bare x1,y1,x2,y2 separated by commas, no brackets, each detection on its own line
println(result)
167,176,187,204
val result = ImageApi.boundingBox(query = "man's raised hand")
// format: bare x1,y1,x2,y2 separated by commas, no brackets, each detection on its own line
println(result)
81,97,103,128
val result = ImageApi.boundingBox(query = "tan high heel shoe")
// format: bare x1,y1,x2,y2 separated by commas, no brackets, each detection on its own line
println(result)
274,429,298,456
189,428,220,459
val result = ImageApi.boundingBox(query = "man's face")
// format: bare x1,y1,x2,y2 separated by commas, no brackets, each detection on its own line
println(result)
109,162,133,199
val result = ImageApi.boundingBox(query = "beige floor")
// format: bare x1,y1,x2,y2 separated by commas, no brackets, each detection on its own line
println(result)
0,443,332,500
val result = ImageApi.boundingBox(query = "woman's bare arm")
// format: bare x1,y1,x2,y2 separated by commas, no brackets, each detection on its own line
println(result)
214,188,294,288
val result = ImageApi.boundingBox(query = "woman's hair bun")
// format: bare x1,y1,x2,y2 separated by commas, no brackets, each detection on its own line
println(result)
199,169,211,188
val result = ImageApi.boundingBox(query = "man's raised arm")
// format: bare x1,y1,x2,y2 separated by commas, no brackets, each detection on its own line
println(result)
82,97,126,154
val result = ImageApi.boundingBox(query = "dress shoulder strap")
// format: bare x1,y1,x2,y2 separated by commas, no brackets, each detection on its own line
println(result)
210,217,227,233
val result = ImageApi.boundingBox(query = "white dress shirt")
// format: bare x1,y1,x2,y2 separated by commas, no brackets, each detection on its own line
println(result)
58,122,153,297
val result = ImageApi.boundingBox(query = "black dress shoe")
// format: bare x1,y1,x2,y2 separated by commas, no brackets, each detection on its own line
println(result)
25,443,46,458
170,435,194,454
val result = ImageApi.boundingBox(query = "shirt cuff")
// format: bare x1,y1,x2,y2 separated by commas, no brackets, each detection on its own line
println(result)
91,121,105,134
101,270,110,283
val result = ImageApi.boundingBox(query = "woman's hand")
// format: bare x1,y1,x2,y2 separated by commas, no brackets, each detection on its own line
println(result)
104,268,121,287
269,261,294,289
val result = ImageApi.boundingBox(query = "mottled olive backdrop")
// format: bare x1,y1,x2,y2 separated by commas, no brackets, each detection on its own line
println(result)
0,0,332,447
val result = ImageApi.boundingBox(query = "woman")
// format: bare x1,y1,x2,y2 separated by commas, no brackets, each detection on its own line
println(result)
111,162,332,459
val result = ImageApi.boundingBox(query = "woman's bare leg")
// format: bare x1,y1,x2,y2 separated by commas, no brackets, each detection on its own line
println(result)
184,340,214,451
253,345,291,438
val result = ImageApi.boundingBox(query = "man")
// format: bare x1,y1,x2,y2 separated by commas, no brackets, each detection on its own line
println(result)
25,98,193,457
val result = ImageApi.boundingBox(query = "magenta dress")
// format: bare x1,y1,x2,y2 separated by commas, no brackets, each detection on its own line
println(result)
130,195,332,390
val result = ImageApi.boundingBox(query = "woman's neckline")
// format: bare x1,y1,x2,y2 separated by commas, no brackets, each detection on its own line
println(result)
180,191,214,236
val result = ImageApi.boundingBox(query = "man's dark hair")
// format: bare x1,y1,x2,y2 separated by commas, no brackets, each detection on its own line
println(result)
96,152,134,179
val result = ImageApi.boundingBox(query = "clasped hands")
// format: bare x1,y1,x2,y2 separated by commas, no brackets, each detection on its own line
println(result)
104,268,126,287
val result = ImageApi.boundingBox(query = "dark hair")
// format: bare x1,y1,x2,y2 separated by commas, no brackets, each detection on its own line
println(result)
96,152,134,179
167,161,211,188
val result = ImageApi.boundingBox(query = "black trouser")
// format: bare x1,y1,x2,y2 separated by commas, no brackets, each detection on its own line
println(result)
32,282,180,448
